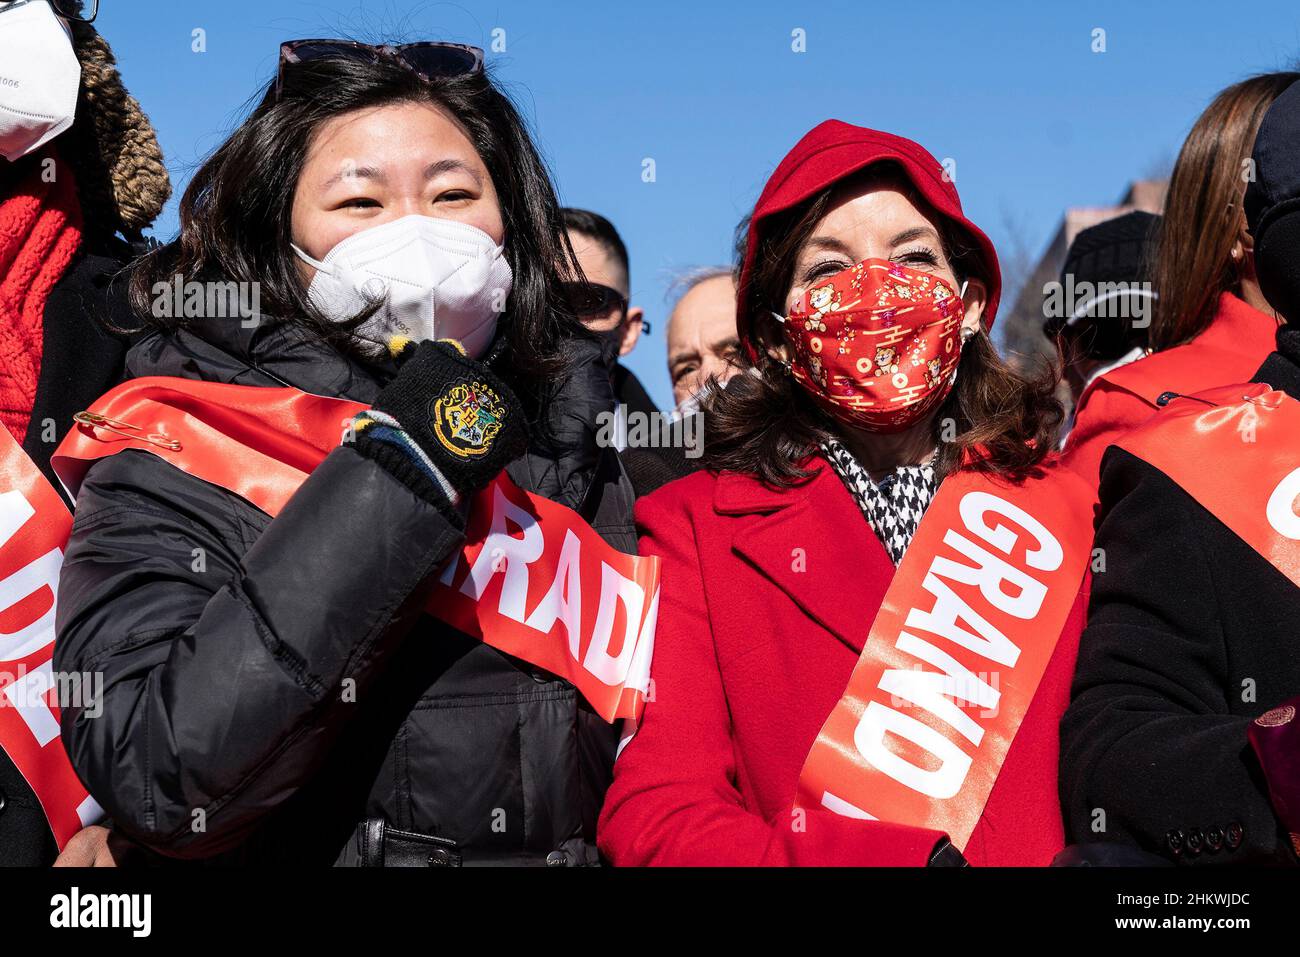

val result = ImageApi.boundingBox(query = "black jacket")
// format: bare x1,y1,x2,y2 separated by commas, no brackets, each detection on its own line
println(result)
0,240,136,867
608,364,705,497
1060,327,1300,866
612,362,657,420
52,312,636,865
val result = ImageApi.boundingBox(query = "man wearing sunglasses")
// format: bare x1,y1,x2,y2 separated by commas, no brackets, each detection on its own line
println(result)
561,209,659,442
0,0,171,867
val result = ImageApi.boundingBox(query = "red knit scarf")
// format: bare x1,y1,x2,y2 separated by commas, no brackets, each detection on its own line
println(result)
0,153,83,444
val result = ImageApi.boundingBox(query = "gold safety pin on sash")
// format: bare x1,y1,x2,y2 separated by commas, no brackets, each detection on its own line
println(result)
73,411,183,452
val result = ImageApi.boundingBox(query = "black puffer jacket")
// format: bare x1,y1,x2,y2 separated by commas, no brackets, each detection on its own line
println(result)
52,312,635,865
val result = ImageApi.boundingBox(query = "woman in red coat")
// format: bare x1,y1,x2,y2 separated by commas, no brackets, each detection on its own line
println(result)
1063,72,1295,487
598,120,1091,867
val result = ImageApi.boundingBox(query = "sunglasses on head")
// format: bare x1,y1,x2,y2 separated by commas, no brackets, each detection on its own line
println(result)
275,39,484,101
0,0,97,21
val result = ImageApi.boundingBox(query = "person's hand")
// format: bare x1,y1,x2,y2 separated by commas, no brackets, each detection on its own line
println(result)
352,338,528,519
52,825,117,867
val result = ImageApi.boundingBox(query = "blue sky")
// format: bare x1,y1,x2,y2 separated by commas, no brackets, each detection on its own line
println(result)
93,0,1300,409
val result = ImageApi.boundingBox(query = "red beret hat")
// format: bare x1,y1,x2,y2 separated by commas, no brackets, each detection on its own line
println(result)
736,119,1001,359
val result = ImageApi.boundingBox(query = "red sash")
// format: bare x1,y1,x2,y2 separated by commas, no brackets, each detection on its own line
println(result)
1116,381,1300,587
0,429,103,848
795,460,1094,850
1,376,659,847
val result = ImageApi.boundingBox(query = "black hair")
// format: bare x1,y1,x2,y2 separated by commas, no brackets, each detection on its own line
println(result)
560,207,629,282
129,49,584,396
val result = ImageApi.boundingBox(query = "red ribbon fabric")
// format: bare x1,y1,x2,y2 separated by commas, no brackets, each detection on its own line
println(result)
50,377,660,725
0,426,101,849
1118,382,1300,587
794,461,1094,850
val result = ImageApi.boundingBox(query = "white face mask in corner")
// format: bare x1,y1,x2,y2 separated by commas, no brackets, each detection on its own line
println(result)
0,1,82,162
292,214,513,359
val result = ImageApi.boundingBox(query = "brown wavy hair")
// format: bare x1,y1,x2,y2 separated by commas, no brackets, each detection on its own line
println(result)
1148,71,1299,351
704,169,1062,488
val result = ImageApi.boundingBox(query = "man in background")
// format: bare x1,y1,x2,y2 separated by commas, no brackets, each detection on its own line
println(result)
614,267,742,498
1043,210,1158,440
666,267,741,414
561,208,658,424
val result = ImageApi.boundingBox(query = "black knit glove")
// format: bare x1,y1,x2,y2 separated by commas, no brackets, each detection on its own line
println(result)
351,339,528,518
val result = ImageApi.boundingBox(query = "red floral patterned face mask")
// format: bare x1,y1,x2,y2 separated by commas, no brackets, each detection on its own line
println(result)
776,258,968,433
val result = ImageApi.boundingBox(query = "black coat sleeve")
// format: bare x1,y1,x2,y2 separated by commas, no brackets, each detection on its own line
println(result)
53,445,465,858
1059,448,1288,864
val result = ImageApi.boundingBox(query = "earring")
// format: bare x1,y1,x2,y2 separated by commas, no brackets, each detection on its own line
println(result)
960,327,977,343
1231,244,1243,261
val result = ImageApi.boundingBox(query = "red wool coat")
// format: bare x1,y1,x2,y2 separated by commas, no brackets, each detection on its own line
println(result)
598,461,1087,867
1063,292,1279,488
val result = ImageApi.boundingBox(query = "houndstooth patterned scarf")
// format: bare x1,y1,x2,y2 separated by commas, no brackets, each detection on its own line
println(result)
822,436,939,566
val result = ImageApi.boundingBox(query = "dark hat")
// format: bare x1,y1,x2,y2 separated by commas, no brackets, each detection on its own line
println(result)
735,120,1000,361
1245,79,1300,242
1245,78,1300,324
1043,210,1159,343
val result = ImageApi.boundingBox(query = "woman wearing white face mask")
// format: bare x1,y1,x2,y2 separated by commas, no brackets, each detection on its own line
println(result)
49,40,639,866
0,0,170,867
